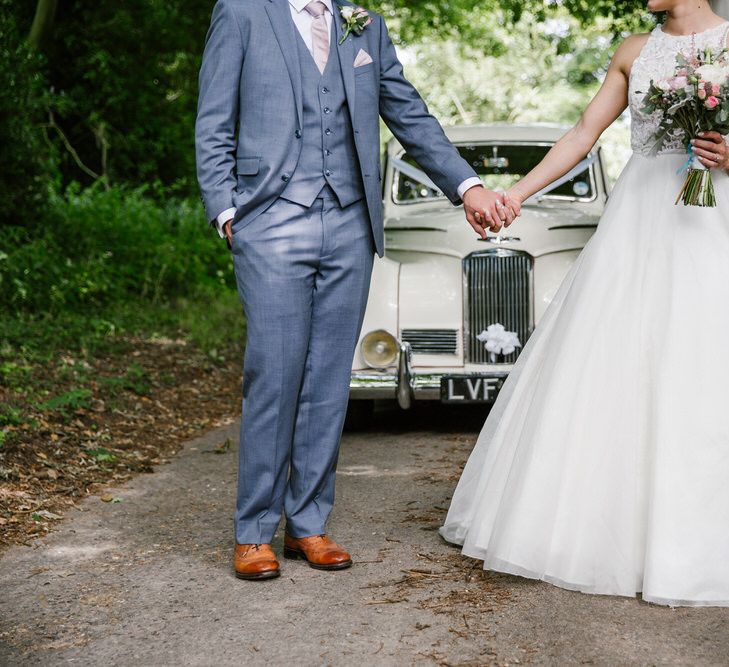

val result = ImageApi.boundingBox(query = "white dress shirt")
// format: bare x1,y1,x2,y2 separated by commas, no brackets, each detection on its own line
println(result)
214,0,481,237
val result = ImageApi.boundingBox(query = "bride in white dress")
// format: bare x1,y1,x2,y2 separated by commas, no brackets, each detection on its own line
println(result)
441,0,729,607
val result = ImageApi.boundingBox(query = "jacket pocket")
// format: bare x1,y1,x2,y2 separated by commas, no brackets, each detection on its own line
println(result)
354,62,375,77
236,156,261,175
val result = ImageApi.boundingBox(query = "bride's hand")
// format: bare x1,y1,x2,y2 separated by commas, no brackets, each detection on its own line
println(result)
502,190,524,227
691,131,729,170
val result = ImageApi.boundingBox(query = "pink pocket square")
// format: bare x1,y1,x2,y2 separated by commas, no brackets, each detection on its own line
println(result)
354,49,373,68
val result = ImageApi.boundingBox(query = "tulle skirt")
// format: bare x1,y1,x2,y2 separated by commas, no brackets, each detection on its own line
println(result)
440,153,729,607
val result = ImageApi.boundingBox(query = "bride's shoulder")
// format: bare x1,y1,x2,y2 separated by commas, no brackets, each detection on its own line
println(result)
611,33,653,74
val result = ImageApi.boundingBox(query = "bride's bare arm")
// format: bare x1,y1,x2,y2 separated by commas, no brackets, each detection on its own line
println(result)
507,35,648,207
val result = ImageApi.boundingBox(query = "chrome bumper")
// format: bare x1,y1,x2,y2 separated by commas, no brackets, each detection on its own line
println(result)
349,342,418,409
350,342,513,409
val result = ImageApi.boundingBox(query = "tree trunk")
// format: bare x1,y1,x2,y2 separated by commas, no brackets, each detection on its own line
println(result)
28,0,58,50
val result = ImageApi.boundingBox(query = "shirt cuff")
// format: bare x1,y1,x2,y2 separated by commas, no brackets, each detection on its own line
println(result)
215,208,236,238
457,177,483,200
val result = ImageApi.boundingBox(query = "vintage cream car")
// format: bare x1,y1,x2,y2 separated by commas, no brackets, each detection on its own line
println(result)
347,124,608,425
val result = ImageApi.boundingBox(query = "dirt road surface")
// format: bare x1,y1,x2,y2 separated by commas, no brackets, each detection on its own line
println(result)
1,405,727,666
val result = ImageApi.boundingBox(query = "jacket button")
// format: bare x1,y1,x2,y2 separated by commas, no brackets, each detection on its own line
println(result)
295,129,302,138
281,174,290,182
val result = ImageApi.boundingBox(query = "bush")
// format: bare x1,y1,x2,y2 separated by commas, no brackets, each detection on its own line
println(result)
1,185,233,313
0,185,243,355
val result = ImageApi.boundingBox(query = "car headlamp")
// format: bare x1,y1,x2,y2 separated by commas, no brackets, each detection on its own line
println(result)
361,330,399,369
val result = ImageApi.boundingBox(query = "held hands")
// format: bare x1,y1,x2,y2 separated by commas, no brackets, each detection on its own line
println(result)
691,131,729,170
462,185,521,239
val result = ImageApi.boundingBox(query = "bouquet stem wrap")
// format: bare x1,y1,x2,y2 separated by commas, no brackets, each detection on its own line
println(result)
675,145,717,207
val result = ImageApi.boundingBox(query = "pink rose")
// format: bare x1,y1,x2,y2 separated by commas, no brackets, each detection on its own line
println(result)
712,83,721,95
668,75,689,90
699,88,707,99
706,95,720,109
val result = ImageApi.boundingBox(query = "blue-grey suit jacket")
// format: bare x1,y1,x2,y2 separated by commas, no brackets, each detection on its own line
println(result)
195,0,478,256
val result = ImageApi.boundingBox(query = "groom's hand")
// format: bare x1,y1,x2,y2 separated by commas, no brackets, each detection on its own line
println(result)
223,219,233,250
462,186,516,238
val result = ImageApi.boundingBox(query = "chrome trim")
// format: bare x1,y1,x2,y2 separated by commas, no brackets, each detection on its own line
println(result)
477,236,522,244
349,372,397,399
349,370,510,402
547,224,598,231
463,249,534,365
401,329,458,355
396,342,414,410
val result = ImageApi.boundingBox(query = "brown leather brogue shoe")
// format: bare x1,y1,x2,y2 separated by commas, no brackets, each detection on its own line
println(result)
283,534,353,570
234,543,280,580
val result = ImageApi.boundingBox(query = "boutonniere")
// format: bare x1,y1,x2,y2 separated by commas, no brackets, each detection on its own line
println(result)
338,6,372,45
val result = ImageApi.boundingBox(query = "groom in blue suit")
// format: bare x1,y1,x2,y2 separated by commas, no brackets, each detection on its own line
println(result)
196,0,514,580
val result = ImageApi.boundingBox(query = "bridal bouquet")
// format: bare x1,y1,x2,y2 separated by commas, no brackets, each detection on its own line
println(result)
640,48,729,206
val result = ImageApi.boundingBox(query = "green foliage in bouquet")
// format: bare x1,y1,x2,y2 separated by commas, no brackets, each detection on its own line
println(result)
640,48,729,207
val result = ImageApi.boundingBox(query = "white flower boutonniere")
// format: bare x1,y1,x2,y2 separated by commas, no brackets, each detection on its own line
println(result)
338,6,372,45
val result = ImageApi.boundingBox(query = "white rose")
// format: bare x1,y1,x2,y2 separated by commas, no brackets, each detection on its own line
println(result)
340,6,355,19
696,63,729,84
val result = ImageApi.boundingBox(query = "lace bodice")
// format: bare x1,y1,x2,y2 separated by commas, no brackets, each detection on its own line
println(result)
629,22,729,155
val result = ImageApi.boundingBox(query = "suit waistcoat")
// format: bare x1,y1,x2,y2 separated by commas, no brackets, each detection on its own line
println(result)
280,29,365,208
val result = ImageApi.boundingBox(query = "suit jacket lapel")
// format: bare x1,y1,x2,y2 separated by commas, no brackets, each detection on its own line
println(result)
265,0,303,128
333,3,357,128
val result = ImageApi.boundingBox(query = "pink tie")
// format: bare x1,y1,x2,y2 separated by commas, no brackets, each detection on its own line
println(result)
304,1,330,74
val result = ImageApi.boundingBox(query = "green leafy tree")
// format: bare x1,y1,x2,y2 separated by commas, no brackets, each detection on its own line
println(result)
0,4,49,225
4,0,652,203
371,1,650,44
400,8,635,179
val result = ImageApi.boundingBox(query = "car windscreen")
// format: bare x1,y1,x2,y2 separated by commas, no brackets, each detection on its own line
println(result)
393,143,595,204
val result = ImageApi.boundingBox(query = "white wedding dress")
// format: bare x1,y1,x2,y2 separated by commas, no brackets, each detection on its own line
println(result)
440,22,729,607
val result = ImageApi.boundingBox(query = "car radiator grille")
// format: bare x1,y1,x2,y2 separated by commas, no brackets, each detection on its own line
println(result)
401,329,458,355
464,250,534,365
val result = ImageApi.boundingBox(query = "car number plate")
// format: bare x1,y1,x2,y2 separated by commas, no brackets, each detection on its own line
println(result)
440,376,506,404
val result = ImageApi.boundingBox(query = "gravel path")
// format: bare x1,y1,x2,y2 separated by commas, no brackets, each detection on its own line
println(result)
1,405,727,666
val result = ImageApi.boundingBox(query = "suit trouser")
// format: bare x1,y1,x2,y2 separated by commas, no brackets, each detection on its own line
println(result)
230,189,374,544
